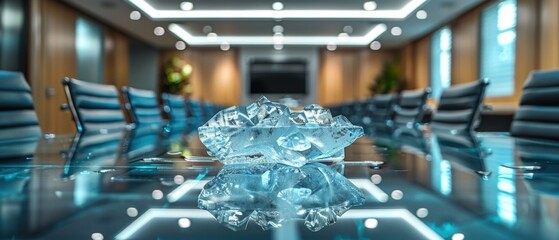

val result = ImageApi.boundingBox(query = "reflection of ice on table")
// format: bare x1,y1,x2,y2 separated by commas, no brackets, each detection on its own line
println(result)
198,163,364,231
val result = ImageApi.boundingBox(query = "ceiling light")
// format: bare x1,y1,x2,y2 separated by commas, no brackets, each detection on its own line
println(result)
391,26,402,36
207,32,218,41
364,218,379,229
220,42,230,51
363,1,378,11
451,233,465,240
274,43,284,50
370,41,381,50
391,190,404,200
202,26,213,34
416,10,427,19
129,10,141,20
326,42,337,51
91,233,104,240
272,2,284,11
416,208,429,218
168,23,386,46
343,25,353,34
175,41,186,50
126,207,139,217
127,0,428,19
178,218,191,228
153,26,165,36
338,32,349,42
180,2,194,11
273,25,284,33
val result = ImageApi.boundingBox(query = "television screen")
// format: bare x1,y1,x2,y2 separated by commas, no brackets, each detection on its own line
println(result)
249,59,307,94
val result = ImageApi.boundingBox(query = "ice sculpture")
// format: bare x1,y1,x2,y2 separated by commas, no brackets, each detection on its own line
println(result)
198,163,365,231
198,96,364,167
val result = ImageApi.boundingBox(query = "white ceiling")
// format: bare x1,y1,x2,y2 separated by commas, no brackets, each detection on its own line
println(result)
62,0,484,49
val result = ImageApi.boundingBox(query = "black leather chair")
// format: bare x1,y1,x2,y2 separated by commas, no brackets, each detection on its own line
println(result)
511,70,559,141
186,98,206,128
0,71,41,160
393,88,430,128
430,79,489,134
368,93,398,133
162,93,188,127
62,78,127,133
122,86,163,126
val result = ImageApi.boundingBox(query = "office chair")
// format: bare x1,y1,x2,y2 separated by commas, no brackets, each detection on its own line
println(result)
122,86,163,126
511,70,559,141
393,88,431,128
62,77,127,133
0,71,41,160
162,93,188,128
369,93,398,133
186,98,206,128
430,79,489,134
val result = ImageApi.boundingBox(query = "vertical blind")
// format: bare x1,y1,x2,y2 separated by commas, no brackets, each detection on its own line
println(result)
480,0,517,97
430,27,452,99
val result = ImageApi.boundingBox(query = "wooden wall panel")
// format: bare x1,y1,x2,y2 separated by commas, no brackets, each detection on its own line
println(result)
400,44,416,89
30,0,77,134
414,37,431,89
451,10,480,84
160,48,241,106
539,0,559,70
317,49,395,106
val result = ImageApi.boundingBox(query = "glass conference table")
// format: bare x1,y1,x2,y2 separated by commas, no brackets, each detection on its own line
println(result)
1,124,559,240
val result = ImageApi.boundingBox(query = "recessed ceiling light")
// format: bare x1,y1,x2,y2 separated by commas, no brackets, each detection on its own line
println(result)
327,42,337,51
202,26,213,34
175,41,186,50
207,32,218,41
273,32,284,42
180,2,194,11
153,26,165,36
338,32,349,42
272,2,284,11
273,25,284,33
343,25,353,34
391,26,402,36
416,10,427,19
129,10,141,20
364,218,378,229
363,1,378,11
220,42,230,51
274,43,284,50
370,41,381,50
177,218,191,228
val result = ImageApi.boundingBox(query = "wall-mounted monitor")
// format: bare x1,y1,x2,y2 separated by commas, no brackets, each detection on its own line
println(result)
249,59,307,94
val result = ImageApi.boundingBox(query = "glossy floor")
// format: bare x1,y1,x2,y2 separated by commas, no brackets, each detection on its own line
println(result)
1,126,558,240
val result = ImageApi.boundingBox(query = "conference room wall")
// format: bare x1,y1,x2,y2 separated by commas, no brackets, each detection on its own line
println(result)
318,48,397,106
28,0,132,133
160,48,242,107
399,0,543,108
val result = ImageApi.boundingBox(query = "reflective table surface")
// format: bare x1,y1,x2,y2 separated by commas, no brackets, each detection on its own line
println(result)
1,125,559,240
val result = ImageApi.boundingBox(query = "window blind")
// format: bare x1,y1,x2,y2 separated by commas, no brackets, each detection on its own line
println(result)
480,0,517,97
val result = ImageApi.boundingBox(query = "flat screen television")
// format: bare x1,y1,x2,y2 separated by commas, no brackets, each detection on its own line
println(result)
249,59,307,94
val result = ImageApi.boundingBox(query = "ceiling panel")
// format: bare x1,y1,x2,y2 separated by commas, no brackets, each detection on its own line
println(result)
62,0,484,49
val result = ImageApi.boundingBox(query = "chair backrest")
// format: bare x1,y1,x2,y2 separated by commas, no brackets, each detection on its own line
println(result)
122,86,163,126
394,88,430,128
431,79,489,133
62,77,127,133
162,93,188,126
370,93,398,126
186,98,205,127
511,70,559,140
0,71,41,159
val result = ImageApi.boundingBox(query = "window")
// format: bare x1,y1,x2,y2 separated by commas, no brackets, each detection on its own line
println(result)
430,27,452,99
480,0,517,97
